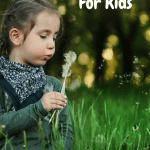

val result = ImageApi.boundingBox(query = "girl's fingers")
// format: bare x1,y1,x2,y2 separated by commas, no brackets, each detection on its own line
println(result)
64,95,67,99
50,99,66,107
49,92,66,99
52,94,67,103
51,103,64,110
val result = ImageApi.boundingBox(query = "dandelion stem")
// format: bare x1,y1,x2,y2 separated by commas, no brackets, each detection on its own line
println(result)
49,51,77,128
49,110,56,124
55,77,66,128
49,76,67,125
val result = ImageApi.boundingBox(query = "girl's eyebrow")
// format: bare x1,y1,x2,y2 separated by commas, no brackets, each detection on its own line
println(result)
38,29,59,35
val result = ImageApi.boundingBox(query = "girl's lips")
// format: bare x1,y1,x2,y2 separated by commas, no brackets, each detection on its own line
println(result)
45,55,52,60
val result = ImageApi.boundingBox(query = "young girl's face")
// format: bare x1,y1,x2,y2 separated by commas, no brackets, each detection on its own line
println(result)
10,11,60,66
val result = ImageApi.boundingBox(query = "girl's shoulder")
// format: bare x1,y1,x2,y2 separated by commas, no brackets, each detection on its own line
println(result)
45,75,63,92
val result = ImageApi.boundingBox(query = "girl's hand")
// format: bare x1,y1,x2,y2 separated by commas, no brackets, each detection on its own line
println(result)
41,92,67,112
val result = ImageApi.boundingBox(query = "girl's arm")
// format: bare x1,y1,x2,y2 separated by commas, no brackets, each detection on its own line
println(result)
0,87,48,139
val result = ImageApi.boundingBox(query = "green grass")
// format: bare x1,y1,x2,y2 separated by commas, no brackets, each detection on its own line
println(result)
1,82,150,149
68,83,150,150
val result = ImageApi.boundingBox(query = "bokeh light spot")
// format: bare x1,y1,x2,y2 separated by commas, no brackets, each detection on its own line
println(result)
139,13,149,26
69,0,77,5
145,28,150,42
107,34,119,46
84,71,95,88
68,14,76,22
102,48,113,60
52,0,57,5
58,5,66,15
71,35,81,44
78,52,89,65
86,31,93,41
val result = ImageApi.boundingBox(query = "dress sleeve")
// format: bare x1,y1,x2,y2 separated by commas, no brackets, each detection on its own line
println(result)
0,87,48,139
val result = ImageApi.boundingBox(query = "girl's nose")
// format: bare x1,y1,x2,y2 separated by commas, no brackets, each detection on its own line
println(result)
47,38,55,50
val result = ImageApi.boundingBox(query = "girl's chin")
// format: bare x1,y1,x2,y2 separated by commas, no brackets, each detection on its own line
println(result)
28,60,47,67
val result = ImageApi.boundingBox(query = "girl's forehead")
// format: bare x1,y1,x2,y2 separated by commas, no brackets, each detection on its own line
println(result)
34,11,60,31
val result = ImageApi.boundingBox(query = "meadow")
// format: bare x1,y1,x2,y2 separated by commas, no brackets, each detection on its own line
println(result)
1,80,150,150
67,81,150,150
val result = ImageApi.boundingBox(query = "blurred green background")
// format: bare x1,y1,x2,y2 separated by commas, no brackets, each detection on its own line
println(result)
47,0,150,91
1,0,150,92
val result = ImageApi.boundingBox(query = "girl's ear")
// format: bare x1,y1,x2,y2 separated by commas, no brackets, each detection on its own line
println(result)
9,28,24,46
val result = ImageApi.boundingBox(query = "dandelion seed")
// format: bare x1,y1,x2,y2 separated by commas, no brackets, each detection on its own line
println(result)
145,92,148,95
147,128,150,134
132,72,141,78
135,102,140,105
133,125,138,131
99,66,101,69
133,56,139,64
119,76,123,78
68,80,81,91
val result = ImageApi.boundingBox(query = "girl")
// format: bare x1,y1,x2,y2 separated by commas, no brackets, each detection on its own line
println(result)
0,0,73,149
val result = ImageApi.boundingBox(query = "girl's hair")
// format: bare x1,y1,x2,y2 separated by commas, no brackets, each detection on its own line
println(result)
0,0,63,59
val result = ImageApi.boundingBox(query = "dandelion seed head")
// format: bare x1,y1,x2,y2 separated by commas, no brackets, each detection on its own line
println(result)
62,51,77,78
64,51,77,63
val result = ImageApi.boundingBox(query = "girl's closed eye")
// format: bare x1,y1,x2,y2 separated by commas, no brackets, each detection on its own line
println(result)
40,35,47,39
40,35,57,41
